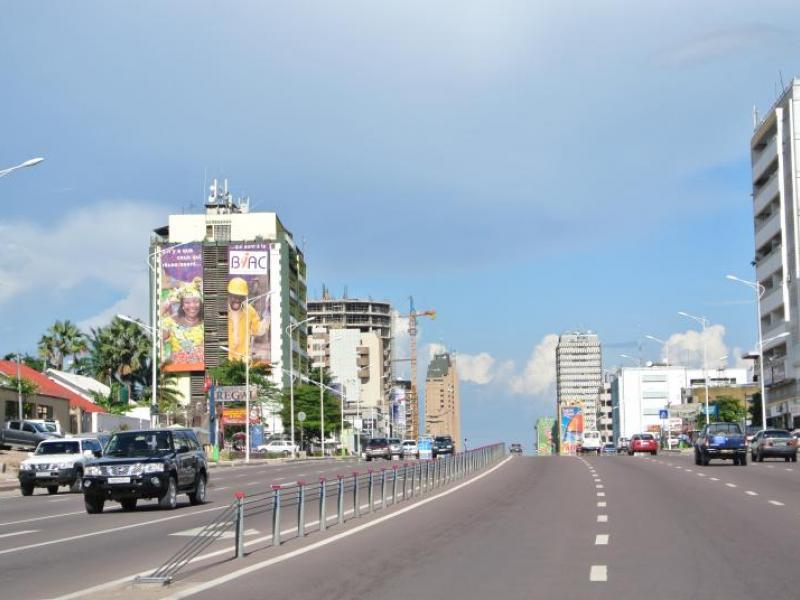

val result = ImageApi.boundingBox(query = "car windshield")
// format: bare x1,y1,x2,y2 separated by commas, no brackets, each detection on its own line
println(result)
104,431,173,457
435,437,452,443
389,439,401,444
765,430,791,438
402,441,415,446
707,423,742,435
35,441,80,455
640,434,654,440
369,438,388,445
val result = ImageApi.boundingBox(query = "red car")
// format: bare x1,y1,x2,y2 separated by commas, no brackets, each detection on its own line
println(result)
628,433,658,456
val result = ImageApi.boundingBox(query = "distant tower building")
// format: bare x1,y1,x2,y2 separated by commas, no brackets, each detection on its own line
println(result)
424,352,461,450
556,332,602,453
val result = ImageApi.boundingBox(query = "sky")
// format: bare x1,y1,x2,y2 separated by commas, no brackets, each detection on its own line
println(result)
2,1,800,448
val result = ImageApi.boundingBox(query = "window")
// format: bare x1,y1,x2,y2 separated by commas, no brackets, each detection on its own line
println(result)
22,423,36,433
8,421,20,430
36,405,53,420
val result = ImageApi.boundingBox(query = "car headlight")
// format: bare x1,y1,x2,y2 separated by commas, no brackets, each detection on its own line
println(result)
19,462,33,471
55,462,73,469
143,463,165,473
84,466,102,476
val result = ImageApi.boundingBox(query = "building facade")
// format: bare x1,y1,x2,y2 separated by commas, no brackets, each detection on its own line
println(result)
751,80,800,429
598,378,613,444
151,180,307,438
423,353,461,449
556,331,602,453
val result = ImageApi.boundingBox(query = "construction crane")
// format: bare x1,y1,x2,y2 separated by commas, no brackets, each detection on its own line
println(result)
403,296,436,441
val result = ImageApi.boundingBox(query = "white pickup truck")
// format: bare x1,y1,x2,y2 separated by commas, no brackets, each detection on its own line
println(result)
579,431,602,454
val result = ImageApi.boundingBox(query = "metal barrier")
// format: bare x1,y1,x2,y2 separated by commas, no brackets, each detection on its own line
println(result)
139,443,506,585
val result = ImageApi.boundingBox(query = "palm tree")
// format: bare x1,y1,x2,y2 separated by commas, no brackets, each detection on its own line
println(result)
141,366,183,424
37,320,88,371
82,318,151,401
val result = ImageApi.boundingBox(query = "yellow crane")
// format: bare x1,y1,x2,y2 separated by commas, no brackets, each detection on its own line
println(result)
403,296,436,441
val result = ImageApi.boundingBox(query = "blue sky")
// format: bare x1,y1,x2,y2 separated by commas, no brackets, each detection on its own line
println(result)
2,1,800,447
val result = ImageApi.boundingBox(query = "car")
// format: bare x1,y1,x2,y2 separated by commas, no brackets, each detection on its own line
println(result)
401,439,418,458
17,436,104,496
1,419,62,451
616,437,630,452
365,438,391,461
432,436,455,457
257,440,298,456
26,419,63,435
580,431,602,454
628,433,658,456
601,443,616,454
510,443,523,454
749,429,797,462
694,422,747,466
388,438,403,459
82,428,208,514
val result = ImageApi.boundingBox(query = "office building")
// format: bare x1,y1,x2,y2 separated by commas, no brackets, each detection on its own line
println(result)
424,352,461,449
598,377,613,444
751,79,800,428
556,331,602,453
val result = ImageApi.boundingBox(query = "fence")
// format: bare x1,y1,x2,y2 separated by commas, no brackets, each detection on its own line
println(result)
136,443,506,585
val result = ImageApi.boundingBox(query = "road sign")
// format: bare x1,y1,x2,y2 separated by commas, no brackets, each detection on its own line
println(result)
659,409,668,419
418,437,433,460
297,411,306,422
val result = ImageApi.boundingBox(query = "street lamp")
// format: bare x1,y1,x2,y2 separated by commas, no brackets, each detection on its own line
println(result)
117,314,158,424
678,311,711,425
286,316,315,458
0,157,44,178
644,335,670,366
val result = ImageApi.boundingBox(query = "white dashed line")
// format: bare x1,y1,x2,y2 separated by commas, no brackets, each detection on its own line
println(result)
597,515,608,523
725,483,737,488
590,565,608,582
766,466,775,469
697,473,705,477
710,477,719,481
597,501,606,507
745,491,758,496
595,484,604,489
0,529,39,539
769,500,785,506
595,534,609,545
215,486,230,491
684,469,693,472
785,468,793,472
597,492,605,497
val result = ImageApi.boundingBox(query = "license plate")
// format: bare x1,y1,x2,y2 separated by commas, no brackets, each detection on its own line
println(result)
108,476,131,484
35,472,56,478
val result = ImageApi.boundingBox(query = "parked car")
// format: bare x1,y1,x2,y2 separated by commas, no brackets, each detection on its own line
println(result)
432,436,455,457
601,443,616,454
82,428,208,514
628,433,658,456
365,438,391,461
580,431,602,454
510,443,523,454
694,422,747,466
749,429,797,462
1,419,62,451
256,440,298,456
401,439,418,458
616,437,630,452
26,419,63,435
18,436,103,496
388,438,403,459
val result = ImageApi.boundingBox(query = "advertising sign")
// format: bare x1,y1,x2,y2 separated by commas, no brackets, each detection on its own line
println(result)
560,406,583,454
213,386,261,403
159,243,204,372
250,424,264,448
418,437,433,460
227,242,271,364
391,386,407,434
221,406,261,425
536,417,555,455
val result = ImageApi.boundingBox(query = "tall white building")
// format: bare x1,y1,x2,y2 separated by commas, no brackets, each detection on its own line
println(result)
556,331,602,452
751,80,800,429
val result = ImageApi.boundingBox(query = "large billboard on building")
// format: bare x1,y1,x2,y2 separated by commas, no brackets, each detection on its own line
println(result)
560,406,583,454
227,242,271,364
391,386,407,435
536,417,555,455
160,243,204,372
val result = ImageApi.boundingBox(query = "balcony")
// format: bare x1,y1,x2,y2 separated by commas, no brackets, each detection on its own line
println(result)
752,134,778,182
756,246,783,279
760,286,784,317
755,211,782,250
754,172,780,217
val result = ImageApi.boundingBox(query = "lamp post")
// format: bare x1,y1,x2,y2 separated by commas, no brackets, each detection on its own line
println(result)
678,311,711,425
286,317,315,458
16,352,23,419
644,334,670,366
0,157,43,178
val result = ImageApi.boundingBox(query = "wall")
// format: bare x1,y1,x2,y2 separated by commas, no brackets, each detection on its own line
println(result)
91,412,150,433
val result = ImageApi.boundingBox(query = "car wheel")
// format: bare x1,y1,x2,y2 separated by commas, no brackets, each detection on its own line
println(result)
694,451,700,466
189,474,207,506
701,452,710,466
85,496,104,514
70,471,83,493
652,451,657,456
740,454,748,466
158,476,178,510
733,456,740,466
758,451,764,462
786,457,791,462
47,486,59,495
792,455,797,463
751,451,756,462
120,498,137,511
20,483,34,496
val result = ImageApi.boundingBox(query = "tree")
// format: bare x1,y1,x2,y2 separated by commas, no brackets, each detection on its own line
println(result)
0,375,39,418
142,367,183,424
208,358,281,410
81,318,151,401
37,320,87,371
749,393,763,428
279,369,341,445
697,395,746,428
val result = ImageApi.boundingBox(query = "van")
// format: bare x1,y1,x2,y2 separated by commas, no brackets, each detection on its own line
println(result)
580,431,602,454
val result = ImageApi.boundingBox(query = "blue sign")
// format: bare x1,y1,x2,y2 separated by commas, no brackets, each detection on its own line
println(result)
659,409,668,419
418,437,433,460
250,425,264,448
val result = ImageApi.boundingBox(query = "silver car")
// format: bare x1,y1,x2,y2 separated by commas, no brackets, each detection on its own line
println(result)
388,438,403,458
401,439,418,458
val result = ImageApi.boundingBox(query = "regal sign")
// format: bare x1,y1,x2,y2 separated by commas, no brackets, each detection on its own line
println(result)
213,385,260,403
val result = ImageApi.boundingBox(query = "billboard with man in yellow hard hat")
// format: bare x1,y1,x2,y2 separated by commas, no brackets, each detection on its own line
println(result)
227,242,271,364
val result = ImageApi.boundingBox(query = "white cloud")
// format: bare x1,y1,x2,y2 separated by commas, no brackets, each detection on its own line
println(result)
508,334,559,395
427,342,446,362
78,277,150,332
663,324,729,369
457,352,498,385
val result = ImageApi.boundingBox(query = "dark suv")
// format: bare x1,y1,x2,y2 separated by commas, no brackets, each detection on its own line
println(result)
82,429,207,514
433,436,455,457
365,438,391,461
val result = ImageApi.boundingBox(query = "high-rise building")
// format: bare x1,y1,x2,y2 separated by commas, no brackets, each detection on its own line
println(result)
424,352,460,450
556,331,602,453
751,80,800,429
151,180,307,437
598,377,613,444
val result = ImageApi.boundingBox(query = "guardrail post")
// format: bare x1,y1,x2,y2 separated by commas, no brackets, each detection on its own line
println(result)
297,481,306,538
319,478,327,532
402,463,409,500
337,475,344,525
353,472,360,518
410,462,416,498
367,470,374,513
272,485,282,547
392,465,398,505
234,491,245,559
380,469,387,509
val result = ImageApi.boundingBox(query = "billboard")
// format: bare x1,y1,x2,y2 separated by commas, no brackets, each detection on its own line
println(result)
560,406,583,454
536,417,555,455
391,386,407,434
227,242,271,364
221,406,261,425
159,243,204,372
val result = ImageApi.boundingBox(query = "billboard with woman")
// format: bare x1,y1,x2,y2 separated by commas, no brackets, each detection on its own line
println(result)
159,243,204,372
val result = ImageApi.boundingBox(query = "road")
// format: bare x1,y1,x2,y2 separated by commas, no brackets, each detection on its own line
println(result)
5,451,800,599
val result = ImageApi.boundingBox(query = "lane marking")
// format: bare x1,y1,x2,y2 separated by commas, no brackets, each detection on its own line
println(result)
745,491,758,496
595,534,609,545
0,529,39,539
597,515,608,523
597,492,605,497
589,565,607,582
214,487,229,491
684,469,693,472
595,484,604,489
786,468,793,472
769,500,785,506
710,477,719,481
697,473,706,477
49,498,70,503
767,466,775,469
0,510,84,528
597,502,606,507
726,483,737,488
